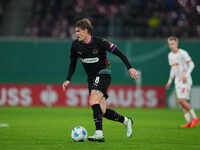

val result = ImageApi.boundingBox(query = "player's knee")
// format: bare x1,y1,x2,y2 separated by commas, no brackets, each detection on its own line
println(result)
101,108,106,115
178,99,185,104
89,97,99,106
89,99,98,106
89,91,102,106
178,99,183,104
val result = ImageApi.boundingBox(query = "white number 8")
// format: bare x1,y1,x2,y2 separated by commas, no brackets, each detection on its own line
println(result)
95,76,100,84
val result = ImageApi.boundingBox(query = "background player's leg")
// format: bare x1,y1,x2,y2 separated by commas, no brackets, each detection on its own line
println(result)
179,99,199,127
181,107,191,128
187,102,199,128
179,98,198,118
178,99,191,111
182,108,191,123
186,86,199,127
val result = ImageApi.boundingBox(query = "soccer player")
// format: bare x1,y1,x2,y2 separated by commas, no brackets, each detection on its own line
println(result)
165,36,199,128
62,18,139,142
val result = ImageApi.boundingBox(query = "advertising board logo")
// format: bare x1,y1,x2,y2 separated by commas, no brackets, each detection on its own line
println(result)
40,85,58,106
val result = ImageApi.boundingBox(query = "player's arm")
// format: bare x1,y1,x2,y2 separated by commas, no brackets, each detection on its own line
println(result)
182,51,195,83
66,57,78,80
63,45,78,91
112,48,139,80
166,54,174,90
186,60,194,77
165,67,175,90
184,58,195,78
100,38,139,80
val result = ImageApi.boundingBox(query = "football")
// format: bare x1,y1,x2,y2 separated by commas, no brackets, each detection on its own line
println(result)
71,126,88,142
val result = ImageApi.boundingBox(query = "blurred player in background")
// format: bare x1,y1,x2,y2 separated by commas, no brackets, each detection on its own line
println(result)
62,18,139,142
165,36,199,128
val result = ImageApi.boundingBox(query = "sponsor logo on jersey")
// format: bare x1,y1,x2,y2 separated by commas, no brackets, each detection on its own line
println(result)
80,57,99,63
172,62,179,67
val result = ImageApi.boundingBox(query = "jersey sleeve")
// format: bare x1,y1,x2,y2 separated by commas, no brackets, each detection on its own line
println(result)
168,54,173,66
99,38,117,53
182,50,195,77
112,48,132,70
182,50,192,63
98,37,132,70
70,42,78,61
66,42,78,81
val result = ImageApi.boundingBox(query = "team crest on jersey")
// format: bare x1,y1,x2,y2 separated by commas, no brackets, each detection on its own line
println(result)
92,49,98,54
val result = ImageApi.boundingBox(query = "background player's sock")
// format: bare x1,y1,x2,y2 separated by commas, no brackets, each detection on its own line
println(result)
184,112,191,123
91,104,103,130
103,109,125,123
189,109,197,119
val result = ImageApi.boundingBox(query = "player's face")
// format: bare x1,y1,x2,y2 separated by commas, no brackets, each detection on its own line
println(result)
168,40,178,52
75,27,88,42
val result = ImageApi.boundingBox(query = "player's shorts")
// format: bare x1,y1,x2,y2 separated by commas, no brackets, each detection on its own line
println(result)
88,74,111,99
175,82,191,100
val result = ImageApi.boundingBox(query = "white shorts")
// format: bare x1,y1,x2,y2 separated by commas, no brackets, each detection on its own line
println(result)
175,82,191,100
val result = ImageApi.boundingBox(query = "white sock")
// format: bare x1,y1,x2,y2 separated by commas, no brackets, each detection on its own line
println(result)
96,130,103,136
189,109,197,119
184,113,191,123
123,117,129,125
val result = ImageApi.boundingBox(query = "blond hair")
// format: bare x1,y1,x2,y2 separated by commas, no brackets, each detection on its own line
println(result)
168,36,179,42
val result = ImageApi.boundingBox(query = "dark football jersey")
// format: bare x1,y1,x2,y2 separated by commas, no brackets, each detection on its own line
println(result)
70,37,115,78
66,36,132,81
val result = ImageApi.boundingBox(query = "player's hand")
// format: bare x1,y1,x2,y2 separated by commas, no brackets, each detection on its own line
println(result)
62,80,70,91
128,68,140,80
182,76,187,83
165,83,171,90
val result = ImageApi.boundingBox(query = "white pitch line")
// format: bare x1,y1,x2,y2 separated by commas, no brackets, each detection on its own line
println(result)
0,123,9,127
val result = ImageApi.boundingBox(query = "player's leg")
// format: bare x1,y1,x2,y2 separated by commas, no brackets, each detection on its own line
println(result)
88,90,105,142
178,98,191,111
99,96,106,115
100,97,133,137
179,98,199,127
176,85,199,127
180,107,192,128
88,74,112,142
176,84,191,128
186,86,199,127
178,96,192,128
101,97,124,123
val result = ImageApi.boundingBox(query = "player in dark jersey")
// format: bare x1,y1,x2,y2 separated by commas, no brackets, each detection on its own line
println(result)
62,18,139,142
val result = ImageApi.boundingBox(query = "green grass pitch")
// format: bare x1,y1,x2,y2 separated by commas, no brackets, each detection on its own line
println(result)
0,107,200,150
